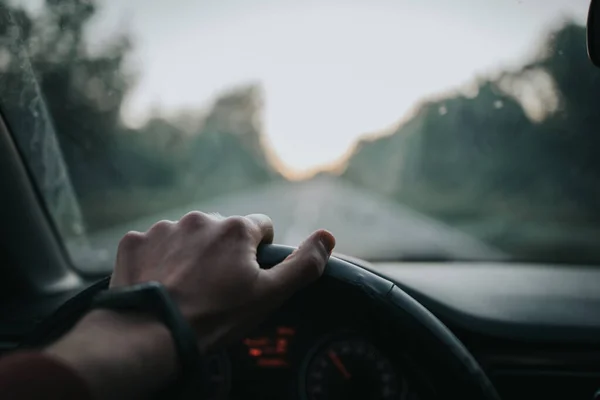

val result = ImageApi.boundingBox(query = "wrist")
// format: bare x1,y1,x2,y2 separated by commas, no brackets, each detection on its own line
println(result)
45,309,178,399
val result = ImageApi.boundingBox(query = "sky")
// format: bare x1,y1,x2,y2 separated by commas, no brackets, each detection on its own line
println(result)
22,0,591,176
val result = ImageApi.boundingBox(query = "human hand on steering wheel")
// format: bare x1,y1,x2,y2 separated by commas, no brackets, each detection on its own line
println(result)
45,212,335,399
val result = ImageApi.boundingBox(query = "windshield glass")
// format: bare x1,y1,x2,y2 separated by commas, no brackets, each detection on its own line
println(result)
1,0,597,271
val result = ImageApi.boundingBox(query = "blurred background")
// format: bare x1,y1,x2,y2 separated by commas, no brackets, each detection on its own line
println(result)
1,0,599,269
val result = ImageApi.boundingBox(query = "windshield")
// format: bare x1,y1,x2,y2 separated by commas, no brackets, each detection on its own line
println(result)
1,0,598,271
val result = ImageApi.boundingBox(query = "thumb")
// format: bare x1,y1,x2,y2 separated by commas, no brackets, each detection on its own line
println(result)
260,230,336,297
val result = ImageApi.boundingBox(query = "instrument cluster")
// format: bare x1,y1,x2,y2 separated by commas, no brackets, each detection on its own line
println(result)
203,282,434,400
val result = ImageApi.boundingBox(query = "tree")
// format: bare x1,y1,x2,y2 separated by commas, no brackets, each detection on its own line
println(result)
341,21,600,260
0,0,281,233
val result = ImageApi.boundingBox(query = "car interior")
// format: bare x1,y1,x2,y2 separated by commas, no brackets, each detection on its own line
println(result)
1,1,600,400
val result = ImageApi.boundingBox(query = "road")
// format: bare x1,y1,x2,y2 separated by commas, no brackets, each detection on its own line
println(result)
69,177,506,272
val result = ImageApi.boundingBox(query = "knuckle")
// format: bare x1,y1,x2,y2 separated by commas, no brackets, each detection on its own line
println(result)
148,220,173,234
179,211,208,230
247,213,272,227
118,231,145,251
221,216,250,238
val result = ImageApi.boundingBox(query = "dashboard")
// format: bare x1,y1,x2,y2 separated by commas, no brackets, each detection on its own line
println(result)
372,261,600,400
195,260,600,400
202,277,434,400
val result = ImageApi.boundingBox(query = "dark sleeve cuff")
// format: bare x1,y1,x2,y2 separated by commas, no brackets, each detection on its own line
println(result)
0,351,93,400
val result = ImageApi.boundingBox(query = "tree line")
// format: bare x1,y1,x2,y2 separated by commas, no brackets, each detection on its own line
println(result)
342,22,600,261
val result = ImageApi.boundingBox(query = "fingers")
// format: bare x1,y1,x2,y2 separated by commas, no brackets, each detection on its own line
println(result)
259,229,335,298
178,211,273,247
147,220,175,238
244,213,275,246
112,231,146,287
179,211,213,231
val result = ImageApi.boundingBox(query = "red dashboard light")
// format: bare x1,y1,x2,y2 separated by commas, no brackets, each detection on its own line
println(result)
276,326,295,336
276,339,288,354
248,348,262,357
244,327,295,369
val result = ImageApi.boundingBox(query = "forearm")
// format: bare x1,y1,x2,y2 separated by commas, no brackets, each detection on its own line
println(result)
44,309,178,400
0,351,92,400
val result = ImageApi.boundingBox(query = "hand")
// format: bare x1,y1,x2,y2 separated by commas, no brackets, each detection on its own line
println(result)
111,212,335,351
46,212,335,399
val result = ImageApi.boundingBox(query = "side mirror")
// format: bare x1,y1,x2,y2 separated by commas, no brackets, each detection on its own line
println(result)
587,0,600,67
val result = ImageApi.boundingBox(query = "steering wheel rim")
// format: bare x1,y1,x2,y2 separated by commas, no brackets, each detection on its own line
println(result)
21,244,500,400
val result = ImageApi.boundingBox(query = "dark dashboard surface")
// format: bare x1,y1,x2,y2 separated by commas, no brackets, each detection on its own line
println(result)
369,262,600,400
371,262,600,343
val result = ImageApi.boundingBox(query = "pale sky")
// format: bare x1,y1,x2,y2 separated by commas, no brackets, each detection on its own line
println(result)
22,0,591,175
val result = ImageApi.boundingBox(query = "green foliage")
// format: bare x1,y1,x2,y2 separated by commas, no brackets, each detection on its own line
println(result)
342,22,600,261
0,0,280,231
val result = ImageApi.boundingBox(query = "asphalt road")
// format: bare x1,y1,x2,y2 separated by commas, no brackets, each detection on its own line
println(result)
70,177,505,272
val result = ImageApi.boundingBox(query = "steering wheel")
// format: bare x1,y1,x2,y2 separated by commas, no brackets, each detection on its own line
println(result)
21,244,501,400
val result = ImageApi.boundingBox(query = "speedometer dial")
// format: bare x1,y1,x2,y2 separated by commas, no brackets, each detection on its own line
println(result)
302,336,406,400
